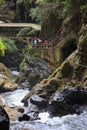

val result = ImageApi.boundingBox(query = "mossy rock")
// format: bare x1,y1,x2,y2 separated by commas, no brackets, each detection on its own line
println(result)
78,35,87,49
50,61,73,80
58,61,73,79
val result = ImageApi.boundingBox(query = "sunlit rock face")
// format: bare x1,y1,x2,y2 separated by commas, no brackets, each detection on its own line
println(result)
0,74,18,93
0,106,9,130
0,63,13,77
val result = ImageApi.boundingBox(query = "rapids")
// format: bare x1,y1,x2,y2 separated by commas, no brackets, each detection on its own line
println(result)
1,89,87,130
10,111,87,130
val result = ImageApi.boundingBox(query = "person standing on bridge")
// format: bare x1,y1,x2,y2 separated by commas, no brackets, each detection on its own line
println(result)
43,39,49,48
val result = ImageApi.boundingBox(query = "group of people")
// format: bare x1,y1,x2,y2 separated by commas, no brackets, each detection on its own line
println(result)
29,37,49,48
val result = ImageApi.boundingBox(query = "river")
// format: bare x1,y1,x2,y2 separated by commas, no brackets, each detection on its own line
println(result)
1,89,87,130
10,111,87,130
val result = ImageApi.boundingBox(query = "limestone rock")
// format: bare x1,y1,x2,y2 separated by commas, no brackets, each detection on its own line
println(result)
0,74,18,93
0,63,12,77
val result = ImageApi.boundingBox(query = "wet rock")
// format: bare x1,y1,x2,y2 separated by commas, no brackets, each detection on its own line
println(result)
48,86,87,116
30,95,47,108
0,106,9,130
18,108,25,113
18,114,30,122
48,92,74,116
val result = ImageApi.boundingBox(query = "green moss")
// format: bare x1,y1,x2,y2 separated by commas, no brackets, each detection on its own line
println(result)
58,61,73,78
78,35,87,49
49,61,73,80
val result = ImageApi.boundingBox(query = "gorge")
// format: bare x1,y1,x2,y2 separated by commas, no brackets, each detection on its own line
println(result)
0,0,87,130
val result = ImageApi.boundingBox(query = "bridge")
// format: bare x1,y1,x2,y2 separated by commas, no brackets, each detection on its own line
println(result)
0,23,41,37
0,23,41,30
0,23,61,65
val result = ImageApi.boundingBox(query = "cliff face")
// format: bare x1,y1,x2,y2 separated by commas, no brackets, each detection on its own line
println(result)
39,2,87,86
21,2,87,117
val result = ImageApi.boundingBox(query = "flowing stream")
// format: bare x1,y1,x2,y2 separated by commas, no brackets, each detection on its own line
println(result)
10,111,87,130
1,89,87,130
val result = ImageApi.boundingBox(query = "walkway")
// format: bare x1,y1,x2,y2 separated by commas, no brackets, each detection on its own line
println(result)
0,23,41,30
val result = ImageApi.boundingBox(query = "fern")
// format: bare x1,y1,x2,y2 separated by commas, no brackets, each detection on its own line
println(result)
2,38,18,53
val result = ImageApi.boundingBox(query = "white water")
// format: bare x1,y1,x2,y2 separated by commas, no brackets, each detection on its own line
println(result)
1,89,29,107
12,71,19,76
1,89,87,130
10,111,87,130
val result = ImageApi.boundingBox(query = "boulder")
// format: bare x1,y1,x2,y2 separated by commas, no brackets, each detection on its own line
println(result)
48,86,87,116
0,106,9,130
30,94,47,108
0,63,13,77
0,74,17,93
18,114,30,122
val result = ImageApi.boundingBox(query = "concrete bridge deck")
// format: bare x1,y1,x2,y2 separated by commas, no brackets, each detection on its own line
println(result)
0,23,41,30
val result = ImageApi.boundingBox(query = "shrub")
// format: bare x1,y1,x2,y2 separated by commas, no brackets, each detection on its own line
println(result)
2,37,18,53
0,0,5,5
80,4,87,13
17,27,32,37
0,38,6,56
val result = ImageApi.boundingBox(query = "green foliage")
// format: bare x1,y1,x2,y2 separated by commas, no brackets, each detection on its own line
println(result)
42,0,53,3
30,3,59,23
20,44,39,69
30,7,42,23
19,58,25,69
23,45,38,57
17,27,32,36
62,0,77,16
17,27,39,37
80,4,87,13
0,38,6,56
58,0,87,17
2,37,18,53
0,0,5,5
